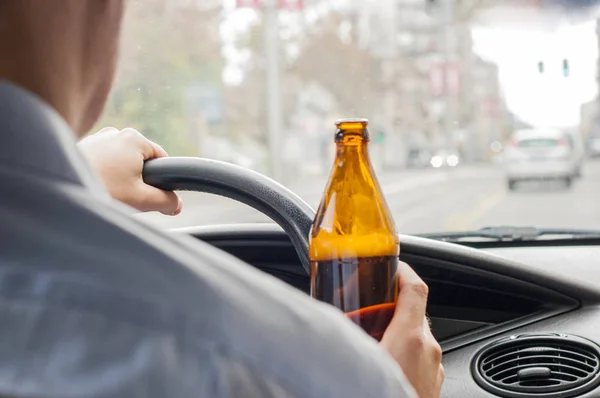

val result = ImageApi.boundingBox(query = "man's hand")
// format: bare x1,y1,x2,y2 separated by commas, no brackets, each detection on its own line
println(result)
78,127,183,216
380,262,444,398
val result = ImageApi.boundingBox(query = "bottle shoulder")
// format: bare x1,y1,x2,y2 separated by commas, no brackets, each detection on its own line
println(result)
310,143,399,261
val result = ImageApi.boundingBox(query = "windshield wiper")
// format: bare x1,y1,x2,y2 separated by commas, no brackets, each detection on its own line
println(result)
418,226,600,242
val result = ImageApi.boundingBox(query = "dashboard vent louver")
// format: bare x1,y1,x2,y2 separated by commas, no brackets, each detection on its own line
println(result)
472,333,600,398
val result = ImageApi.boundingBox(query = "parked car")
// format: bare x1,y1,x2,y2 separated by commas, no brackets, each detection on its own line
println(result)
407,148,432,168
504,128,578,190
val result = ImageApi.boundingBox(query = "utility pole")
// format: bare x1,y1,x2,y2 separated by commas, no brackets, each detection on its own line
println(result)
371,0,399,171
264,0,283,182
442,0,455,151
596,19,600,102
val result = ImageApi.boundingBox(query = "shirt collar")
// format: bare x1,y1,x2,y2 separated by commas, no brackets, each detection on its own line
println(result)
0,80,108,196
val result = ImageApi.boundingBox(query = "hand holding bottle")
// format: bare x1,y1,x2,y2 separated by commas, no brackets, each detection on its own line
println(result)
380,261,444,398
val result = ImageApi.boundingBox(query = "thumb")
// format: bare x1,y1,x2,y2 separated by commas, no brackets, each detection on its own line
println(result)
139,185,183,216
386,262,429,331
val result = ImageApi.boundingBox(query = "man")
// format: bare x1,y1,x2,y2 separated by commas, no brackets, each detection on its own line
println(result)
0,1,443,397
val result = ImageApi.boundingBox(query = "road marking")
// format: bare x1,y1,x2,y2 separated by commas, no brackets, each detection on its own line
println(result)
444,188,507,231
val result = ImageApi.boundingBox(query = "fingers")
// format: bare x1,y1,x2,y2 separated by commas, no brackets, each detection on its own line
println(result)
430,335,443,364
423,316,432,331
95,126,119,135
391,261,429,329
148,140,168,159
438,364,446,391
119,128,168,160
140,184,183,216
89,127,182,215
118,128,179,215
423,317,440,359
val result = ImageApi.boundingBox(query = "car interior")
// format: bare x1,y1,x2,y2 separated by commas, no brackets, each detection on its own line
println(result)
143,157,600,398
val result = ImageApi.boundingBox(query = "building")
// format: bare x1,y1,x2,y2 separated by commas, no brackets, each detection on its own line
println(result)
349,0,510,164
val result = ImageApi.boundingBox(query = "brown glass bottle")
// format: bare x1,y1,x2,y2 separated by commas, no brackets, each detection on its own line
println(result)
309,118,399,341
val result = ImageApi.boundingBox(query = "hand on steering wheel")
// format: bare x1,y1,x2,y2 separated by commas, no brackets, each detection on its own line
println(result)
79,127,183,215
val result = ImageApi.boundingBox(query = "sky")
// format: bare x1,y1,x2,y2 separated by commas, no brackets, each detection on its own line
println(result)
220,0,258,85
472,21,598,128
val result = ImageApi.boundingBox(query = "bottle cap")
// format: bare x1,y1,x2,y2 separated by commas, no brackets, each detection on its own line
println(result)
335,118,369,142
335,118,368,129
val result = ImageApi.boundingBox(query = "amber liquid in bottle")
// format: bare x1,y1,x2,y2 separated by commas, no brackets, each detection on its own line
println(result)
309,118,399,341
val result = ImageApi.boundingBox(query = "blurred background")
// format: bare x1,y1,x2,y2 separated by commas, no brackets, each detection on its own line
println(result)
99,0,600,234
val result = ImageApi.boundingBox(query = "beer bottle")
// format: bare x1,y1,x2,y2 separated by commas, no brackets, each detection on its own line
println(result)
309,118,399,341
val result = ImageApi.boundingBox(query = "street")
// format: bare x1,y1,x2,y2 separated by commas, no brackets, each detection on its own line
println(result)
138,160,600,234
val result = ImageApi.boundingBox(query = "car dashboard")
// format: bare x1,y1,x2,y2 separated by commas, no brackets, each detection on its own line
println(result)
171,223,600,398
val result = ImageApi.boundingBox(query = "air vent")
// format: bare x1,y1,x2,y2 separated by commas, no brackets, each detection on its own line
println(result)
472,333,600,398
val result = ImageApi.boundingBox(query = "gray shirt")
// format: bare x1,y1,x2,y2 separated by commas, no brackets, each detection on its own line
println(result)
0,81,416,398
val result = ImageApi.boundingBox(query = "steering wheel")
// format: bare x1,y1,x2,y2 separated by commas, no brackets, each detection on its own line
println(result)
142,157,315,273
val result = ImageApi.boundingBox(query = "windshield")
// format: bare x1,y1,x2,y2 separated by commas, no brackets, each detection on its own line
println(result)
99,0,600,234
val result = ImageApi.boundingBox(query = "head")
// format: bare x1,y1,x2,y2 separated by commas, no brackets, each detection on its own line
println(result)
0,0,125,136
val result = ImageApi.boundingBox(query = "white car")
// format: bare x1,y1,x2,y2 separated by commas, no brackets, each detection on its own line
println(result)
564,128,585,177
505,128,578,190
588,135,600,158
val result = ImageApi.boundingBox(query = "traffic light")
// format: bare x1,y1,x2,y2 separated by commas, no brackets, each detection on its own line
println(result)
563,58,570,77
536,60,569,77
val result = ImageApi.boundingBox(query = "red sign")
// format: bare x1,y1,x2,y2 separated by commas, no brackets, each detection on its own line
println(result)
236,0,303,8
236,0,261,7
429,62,461,97
279,0,303,9
446,63,461,96
430,64,444,97
481,97,499,118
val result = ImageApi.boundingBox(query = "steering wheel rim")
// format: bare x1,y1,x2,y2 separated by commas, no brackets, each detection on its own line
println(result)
142,157,315,274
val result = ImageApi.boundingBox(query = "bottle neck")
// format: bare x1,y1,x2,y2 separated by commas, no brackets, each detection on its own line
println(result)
335,125,371,157
335,140,373,171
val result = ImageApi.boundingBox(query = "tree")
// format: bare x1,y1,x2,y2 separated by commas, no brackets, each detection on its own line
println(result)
288,12,376,117
97,0,225,155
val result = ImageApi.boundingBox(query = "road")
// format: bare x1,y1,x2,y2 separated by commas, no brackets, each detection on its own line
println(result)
138,159,600,234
